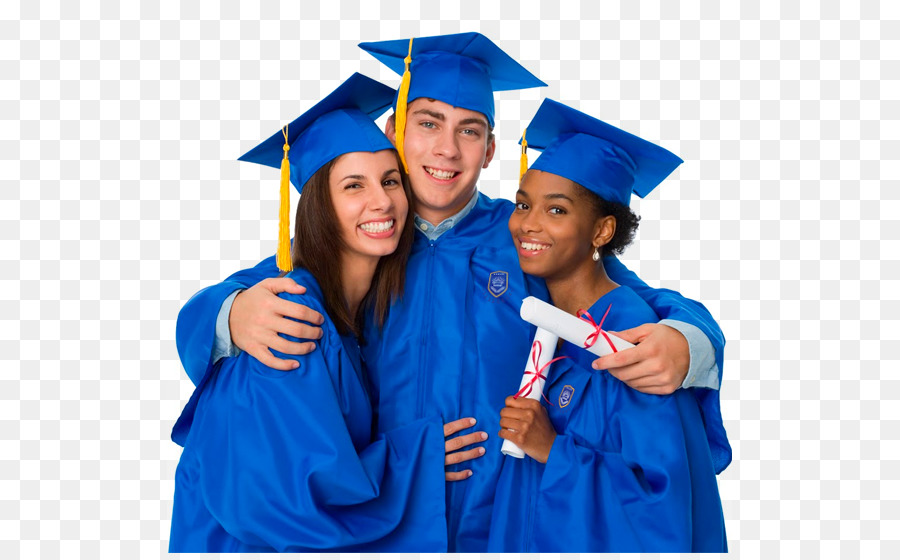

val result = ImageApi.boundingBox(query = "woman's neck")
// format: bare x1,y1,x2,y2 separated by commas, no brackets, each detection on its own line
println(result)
340,253,379,318
545,260,619,317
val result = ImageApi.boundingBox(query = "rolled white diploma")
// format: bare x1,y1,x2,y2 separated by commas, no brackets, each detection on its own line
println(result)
501,327,559,459
519,296,635,357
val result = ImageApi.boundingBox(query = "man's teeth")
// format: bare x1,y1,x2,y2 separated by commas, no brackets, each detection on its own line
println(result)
360,220,394,233
425,167,457,180
521,241,549,251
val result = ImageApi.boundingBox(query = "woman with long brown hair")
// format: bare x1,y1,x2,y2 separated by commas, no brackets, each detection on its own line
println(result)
168,74,459,552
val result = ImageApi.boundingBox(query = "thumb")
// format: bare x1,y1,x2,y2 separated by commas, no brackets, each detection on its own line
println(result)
608,323,654,344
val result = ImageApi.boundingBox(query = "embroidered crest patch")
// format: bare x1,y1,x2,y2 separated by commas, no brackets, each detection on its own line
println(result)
487,271,508,297
559,384,575,408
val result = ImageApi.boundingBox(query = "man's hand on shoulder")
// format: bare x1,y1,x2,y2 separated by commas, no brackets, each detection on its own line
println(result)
230,277,325,370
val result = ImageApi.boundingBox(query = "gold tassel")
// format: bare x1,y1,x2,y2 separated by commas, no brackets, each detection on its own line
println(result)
519,127,528,182
277,125,293,272
394,37,414,173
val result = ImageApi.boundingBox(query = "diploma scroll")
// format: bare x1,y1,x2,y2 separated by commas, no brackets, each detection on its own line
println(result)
519,296,635,358
501,327,559,459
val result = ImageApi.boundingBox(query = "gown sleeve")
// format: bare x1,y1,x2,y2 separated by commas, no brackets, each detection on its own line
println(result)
175,255,279,387
535,383,696,552
601,254,724,378
178,295,447,552
602,254,732,473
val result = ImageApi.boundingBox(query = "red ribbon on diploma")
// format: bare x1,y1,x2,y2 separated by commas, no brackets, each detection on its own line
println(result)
514,340,569,405
577,304,618,353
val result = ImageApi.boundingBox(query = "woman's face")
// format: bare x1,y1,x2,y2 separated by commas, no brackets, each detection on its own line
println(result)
508,169,608,281
330,150,409,263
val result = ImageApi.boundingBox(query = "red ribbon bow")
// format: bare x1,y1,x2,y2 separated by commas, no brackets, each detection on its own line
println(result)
577,304,618,353
514,340,569,405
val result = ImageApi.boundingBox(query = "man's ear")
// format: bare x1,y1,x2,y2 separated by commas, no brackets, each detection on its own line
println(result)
482,136,497,169
384,114,397,145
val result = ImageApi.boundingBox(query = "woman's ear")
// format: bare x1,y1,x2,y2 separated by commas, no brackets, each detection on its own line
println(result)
592,215,616,250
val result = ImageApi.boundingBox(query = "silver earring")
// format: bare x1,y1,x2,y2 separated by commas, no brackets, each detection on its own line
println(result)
592,247,600,262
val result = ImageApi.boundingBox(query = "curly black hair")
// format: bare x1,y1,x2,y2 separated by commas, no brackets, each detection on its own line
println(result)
573,182,641,257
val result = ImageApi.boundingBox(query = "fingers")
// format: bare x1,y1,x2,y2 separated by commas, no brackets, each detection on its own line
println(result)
608,323,653,345
591,344,646,371
266,334,317,358
445,431,488,453
276,317,323,341
606,363,682,395
250,347,299,371
260,277,307,296
444,418,484,482
443,417,477,437
275,299,325,326
445,469,473,482
501,396,543,413
444,446,486,466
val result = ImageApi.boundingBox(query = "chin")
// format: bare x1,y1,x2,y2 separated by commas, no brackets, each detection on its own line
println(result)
517,259,548,278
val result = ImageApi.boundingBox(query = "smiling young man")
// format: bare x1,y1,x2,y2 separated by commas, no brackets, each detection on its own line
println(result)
175,32,730,552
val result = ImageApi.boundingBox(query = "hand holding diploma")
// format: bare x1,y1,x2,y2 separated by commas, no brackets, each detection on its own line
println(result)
500,327,560,458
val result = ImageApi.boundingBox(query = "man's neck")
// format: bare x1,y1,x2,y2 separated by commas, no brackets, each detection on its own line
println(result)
415,190,479,226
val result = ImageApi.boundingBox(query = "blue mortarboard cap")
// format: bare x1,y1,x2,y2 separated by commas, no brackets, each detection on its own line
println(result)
239,72,396,191
359,32,546,127
523,99,683,206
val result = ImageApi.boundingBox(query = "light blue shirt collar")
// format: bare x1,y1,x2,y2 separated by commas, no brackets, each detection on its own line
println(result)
413,190,479,242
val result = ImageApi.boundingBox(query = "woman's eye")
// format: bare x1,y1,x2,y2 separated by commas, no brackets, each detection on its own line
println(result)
383,178,400,188
515,202,529,211
549,206,566,215
345,183,362,190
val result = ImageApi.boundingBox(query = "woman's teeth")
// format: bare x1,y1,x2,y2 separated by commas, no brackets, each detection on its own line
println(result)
360,220,394,233
521,241,549,251
425,167,457,180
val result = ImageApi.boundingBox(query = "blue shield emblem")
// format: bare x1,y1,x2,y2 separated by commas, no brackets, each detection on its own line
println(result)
559,385,575,408
488,271,508,297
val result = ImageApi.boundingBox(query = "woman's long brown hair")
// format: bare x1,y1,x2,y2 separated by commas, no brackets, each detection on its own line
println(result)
290,151,414,337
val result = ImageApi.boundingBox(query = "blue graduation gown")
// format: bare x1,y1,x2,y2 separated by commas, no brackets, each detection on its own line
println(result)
169,269,447,553
174,193,730,552
488,286,726,552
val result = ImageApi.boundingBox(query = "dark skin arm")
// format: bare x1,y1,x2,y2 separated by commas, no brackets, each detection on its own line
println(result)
497,396,556,463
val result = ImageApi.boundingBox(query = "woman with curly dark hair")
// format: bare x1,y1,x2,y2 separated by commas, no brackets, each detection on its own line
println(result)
489,99,727,553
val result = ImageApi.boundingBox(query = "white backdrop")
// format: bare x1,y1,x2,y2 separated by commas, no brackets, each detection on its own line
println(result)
1,0,896,558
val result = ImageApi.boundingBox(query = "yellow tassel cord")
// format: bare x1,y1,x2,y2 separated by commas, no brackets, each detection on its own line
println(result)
277,125,293,272
519,127,528,182
394,37,414,173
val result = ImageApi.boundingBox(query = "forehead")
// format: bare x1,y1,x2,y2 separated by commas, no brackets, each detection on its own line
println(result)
330,149,399,176
407,97,490,126
520,169,580,197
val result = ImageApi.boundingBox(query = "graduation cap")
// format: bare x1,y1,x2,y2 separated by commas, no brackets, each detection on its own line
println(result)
359,32,546,171
239,72,397,271
520,98,684,207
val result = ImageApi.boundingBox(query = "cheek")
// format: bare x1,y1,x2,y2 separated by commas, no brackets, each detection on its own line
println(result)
392,191,409,222
508,215,520,236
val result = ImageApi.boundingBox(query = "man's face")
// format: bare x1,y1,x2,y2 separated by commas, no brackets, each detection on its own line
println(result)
386,97,496,224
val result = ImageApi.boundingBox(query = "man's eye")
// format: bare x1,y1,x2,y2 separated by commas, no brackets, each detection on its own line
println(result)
549,206,566,215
